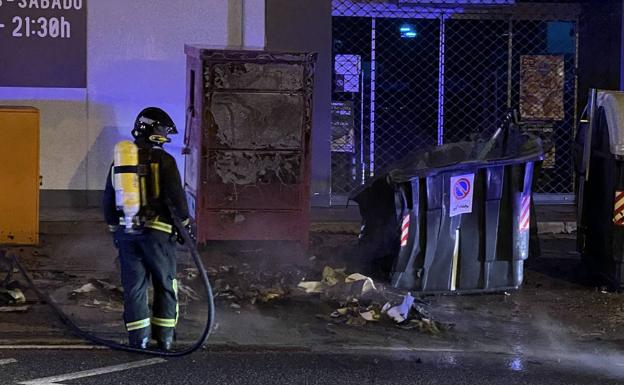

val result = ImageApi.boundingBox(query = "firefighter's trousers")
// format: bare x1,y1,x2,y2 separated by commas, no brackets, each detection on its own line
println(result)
115,229,178,341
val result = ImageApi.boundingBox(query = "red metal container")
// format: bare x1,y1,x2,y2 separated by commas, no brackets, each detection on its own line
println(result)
184,46,317,246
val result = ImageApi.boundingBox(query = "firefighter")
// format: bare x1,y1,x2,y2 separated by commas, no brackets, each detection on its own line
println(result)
102,107,193,351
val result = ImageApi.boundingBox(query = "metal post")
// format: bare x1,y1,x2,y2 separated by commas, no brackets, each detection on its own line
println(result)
369,17,376,177
507,17,513,109
572,18,580,193
360,70,366,185
438,13,446,146
437,14,446,146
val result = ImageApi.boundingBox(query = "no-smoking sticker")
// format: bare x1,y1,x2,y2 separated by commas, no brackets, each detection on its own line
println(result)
450,174,475,217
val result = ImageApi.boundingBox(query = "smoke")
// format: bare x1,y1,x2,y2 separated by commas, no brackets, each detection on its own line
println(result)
521,312,624,379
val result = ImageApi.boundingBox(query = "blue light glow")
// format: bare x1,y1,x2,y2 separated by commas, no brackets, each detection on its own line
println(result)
400,24,417,39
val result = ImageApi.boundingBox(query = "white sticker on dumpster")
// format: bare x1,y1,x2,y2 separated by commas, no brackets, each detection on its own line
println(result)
450,174,475,217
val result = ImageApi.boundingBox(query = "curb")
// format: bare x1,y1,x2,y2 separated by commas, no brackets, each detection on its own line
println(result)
537,221,577,234
311,221,578,235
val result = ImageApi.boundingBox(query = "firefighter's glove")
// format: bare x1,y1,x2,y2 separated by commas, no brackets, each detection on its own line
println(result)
176,219,196,245
183,218,197,243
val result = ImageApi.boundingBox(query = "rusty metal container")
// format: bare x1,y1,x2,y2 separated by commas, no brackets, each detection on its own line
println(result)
183,46,317,246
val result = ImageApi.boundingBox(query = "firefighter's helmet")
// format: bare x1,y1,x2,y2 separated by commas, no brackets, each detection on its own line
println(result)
132,107,178,145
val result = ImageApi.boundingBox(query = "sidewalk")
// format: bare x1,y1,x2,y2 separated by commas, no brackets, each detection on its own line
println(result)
40,204,577,231
3,206,622,360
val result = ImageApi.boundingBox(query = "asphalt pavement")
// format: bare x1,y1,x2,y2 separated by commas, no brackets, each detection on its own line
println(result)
1,347,623,385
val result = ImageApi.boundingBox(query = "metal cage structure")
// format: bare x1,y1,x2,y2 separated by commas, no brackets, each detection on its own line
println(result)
330,0,582,204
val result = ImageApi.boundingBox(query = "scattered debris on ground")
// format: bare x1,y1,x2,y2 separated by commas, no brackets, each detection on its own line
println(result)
66,269,206,312
318,292,450,335
181,267,199,280
177,281,200,301
209,264,304,306
298,266,377,301
23,253,449,336
68,278,124,312
1,256,29,312
81,298,124,312
72,283,98,294
30,270,77,281
0,305,29,313
70,279,123,298
384,292,415,323
1,283,26,306
299,267,449,335
298,281,323,294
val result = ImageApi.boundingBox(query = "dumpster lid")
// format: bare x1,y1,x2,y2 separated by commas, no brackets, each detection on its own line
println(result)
598,91,624,157
350,132,543,200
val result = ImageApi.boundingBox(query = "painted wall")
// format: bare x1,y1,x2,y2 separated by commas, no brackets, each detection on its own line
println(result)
0,0,265,197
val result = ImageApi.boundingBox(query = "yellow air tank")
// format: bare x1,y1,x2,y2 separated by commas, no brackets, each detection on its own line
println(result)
114,141,140,232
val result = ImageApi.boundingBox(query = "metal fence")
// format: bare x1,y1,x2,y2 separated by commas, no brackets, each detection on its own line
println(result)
330,0,581,203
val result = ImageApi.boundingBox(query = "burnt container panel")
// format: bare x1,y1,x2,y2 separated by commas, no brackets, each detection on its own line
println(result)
212,62,305,91
204,150,302,210
210,93,304,149
185,46,316,246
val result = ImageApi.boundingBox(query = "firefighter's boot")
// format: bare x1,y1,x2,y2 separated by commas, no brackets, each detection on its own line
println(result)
154,327,175,351
128,327,150,349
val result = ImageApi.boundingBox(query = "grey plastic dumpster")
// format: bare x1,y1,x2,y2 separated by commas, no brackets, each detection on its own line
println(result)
576,90,624,289
351,122,543,293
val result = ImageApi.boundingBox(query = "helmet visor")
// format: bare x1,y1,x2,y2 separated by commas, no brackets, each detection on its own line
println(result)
137,116,178,135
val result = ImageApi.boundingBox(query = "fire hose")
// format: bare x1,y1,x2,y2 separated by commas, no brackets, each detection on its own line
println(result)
1,210,215,357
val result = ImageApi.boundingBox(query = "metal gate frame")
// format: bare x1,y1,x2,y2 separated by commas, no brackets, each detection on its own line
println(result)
330,1,581,206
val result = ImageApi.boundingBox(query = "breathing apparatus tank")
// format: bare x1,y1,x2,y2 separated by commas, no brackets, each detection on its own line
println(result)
114,140,141,232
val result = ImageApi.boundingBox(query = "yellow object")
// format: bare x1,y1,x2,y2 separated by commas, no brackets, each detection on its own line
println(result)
113,141,140,232
150,162,160,199
126,318,151,331
450,229,460,291
0,106,39,245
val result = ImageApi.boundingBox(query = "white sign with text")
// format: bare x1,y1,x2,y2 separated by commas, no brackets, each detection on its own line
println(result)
450,173,475,217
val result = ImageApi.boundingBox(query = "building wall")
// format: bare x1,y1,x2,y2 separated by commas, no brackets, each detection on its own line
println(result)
0,0,265,205
265,0,333,206
578,0,623,107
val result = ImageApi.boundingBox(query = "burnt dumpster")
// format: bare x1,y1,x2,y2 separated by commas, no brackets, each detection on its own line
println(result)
351,117,543,293
576,90,624,289
183,46,316,246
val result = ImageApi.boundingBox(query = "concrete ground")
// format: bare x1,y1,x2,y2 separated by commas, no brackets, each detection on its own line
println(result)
2,205,624,382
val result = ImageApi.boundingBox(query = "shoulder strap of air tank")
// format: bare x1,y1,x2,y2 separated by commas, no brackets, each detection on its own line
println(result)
136,147,150,176
147,147,163,200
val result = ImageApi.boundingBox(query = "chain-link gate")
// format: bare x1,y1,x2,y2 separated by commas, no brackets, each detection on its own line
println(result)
330,0,580,203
